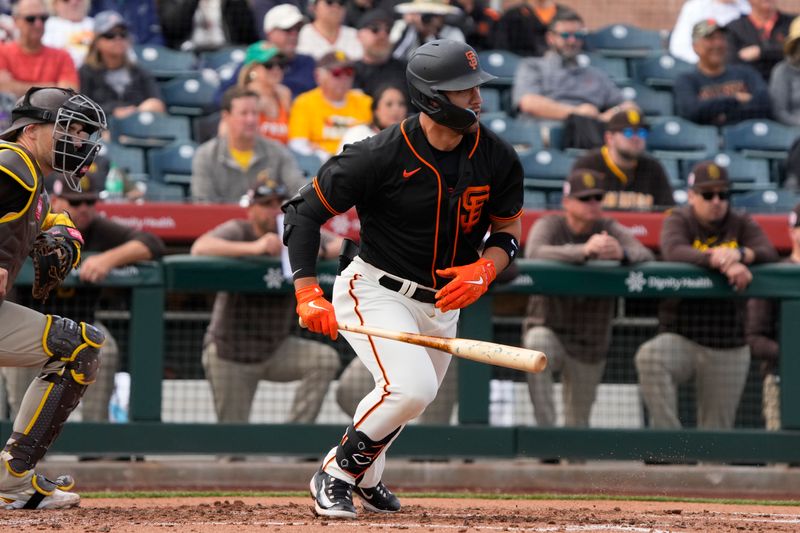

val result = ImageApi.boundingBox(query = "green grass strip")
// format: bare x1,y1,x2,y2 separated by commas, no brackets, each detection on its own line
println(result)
82,490,800,507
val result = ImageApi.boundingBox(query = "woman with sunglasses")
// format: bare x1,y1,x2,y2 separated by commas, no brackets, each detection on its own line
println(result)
78,11,165,119
42,0,93,67
237,44,292,145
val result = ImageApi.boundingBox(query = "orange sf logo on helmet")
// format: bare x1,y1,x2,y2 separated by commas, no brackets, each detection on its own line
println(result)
465,50,478,70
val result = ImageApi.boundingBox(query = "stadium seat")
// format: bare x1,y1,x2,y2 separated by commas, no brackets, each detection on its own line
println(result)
584,24,665,58
101,142,147,180
660,157,682,188
731,189,796,213
630,54,694,89
110,112,191,148
132,44,197,80
683,152,772,191
200,46,246,70
481,87,502,114
143,180,187,202
619,83,674,117
192,111,221,144
161,76,220,117
292,151,322,179
721,119,800,159
523,189,547,208
577,53,629,84
646,117,718,160
147,141,197,187
519,149,575,190
0,91,14,131
483,115,543,154
477,49,521,86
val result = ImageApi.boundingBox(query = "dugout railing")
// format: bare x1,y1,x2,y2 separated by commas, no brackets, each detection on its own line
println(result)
5,256,800,463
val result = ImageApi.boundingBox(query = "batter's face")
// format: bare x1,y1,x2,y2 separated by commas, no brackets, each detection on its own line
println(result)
442,86,482,132
688,186,730,224
248,197,282,235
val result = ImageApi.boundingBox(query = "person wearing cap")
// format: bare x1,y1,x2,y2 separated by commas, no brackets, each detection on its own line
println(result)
263,4,316,97
674,18,771,126
89,0,163,45
572,109,675,211
745,202,800,431
192,86,306,203
297,0,363,61
287,50,372,161
41,0,94,68
237,42,292,144
768,15,800,126
3,174,165,433
158,0,258,51
491,0,572,57
0,85,106,508
635,161,778,431
353,9,408,100
0,0,79,97
391,0,466,61
78,10,165,119
191,180,342,426
725,0,795,82
669,0,751,64
523,169,653,433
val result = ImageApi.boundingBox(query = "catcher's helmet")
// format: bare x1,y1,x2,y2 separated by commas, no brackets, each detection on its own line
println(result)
0,87,107,192
406,39,496,132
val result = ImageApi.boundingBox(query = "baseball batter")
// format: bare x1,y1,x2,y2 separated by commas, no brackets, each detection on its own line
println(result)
283,39,523,518
0,87,107,509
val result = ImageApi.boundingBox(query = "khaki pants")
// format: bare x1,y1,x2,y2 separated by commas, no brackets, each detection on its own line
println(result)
635,332,751,429
523,326,606,427
202,337,340,423
2,321,118,422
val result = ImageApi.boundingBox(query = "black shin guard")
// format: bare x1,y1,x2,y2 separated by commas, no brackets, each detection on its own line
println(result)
335,425,400,483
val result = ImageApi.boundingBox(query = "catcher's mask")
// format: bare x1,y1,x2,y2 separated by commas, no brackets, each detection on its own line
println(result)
406,39,495,133
0,87,107,192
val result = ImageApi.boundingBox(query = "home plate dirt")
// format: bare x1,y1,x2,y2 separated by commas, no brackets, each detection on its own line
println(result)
1,496,798,532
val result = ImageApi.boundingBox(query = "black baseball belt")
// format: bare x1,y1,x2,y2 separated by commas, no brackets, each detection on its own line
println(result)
378,276,437,304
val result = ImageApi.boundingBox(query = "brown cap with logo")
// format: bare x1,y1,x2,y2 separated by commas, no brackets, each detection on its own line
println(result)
246,179,289,206
607,108,648,132
687,160,730,191
563,168,606,198
317,50,354,70
692,19,727,41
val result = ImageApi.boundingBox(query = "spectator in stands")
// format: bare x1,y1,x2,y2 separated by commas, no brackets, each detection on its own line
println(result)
191,181,341,424
353,9,408,100
572,109,675,211
675,19,771,126
43,0,94,68
768,15,800,126
264,4,316,98
89,0,163,45
343,0,391,29
192,87,305,203
745,203,800,431
288,51,372,162
449,0,498,52
159,0,258,51
669,0,751,64
297,0,363,61
4,174,166,426
337,83,407,152
78,11,166,119
523,169,654,429
512,10,636,131
726,0,795,82
237,43,292,145
0,0,13,42
391,0,466,61
491,0,571,57
252,0,305,39
635,161,778,430
0,0,79,97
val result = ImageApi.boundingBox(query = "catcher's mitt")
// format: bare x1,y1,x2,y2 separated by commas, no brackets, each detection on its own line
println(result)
30,225,83,301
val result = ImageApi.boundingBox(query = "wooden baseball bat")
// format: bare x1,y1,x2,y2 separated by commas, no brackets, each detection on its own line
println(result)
339,322,548,374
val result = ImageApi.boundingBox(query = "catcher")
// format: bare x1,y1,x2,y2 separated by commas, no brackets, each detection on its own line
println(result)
0,87,107,509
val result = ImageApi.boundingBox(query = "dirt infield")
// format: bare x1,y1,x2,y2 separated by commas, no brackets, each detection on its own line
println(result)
1,496,799,532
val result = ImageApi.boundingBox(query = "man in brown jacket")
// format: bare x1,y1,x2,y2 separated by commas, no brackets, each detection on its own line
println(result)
635,161,778,430
523,168,654,428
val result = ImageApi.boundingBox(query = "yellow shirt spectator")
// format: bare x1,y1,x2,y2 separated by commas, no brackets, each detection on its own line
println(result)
289,87,373,156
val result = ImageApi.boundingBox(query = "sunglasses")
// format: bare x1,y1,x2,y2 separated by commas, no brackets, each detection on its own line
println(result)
577,193,605,203
700,190,731,201
421,13,443,25
329,66,354,78
320,0,346,5
67,198,97,207
263,60,285,70
22,14,49,23
366,23,391,34
556,30,588,40
619,127,649,139
101,29,128,40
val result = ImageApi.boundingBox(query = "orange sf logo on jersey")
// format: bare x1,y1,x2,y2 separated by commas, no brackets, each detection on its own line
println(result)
460,185,489,233
465,50,478,70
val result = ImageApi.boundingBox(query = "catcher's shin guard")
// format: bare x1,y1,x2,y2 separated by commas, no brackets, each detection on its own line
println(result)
3,316,103,475
335,424,400,483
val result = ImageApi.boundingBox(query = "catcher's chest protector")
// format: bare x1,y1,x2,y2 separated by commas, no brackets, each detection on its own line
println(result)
0,143,49,295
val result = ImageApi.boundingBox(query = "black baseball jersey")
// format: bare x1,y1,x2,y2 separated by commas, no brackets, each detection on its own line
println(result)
303,114,523,289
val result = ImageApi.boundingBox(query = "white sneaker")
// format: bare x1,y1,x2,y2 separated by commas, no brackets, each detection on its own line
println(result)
0,474,80,510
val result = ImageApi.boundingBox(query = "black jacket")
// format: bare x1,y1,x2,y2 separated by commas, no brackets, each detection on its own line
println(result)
158,0,258,49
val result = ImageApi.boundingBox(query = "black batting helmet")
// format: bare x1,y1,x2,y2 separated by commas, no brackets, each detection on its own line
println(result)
406,39,496,132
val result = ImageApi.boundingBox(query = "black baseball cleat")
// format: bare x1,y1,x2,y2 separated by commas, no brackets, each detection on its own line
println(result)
354,481,401,513
309,469,357,519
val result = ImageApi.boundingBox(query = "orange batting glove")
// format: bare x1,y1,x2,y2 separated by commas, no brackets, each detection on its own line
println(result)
295,284,338,340
435,258,496,313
